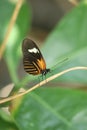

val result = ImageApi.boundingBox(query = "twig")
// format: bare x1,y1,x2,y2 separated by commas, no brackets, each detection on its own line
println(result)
68,0,78,6
0,0,23,60
0,66,87,104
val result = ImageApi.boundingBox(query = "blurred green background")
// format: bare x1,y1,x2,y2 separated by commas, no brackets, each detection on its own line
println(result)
0,0,87,130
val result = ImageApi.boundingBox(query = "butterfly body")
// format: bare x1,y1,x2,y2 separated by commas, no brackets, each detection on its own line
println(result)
22,38,50,76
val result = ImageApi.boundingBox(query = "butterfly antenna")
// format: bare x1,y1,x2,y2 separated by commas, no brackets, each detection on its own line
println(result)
52,57,69,70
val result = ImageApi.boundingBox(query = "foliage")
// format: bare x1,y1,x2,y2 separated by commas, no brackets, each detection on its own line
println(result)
0,0,87,130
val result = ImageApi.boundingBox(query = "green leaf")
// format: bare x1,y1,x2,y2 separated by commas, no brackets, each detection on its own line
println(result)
0,0,32,84
41,2,87,84
6,2,87,130
12,88,87,130
0,0,14,40
14,1,87,90
0,109,19,130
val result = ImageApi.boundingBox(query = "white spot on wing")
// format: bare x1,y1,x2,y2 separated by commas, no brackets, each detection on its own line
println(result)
28,48,39,53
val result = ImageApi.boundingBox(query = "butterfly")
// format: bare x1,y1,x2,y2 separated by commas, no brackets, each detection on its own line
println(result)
22,38,50,76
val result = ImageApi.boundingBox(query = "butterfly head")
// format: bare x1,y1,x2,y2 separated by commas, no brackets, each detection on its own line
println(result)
41,68,50,75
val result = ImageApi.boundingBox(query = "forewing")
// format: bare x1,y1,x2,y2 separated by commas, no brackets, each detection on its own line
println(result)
22,38,43,60
22,38,46,75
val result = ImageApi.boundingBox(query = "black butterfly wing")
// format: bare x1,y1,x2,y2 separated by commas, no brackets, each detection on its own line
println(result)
22,38,46,75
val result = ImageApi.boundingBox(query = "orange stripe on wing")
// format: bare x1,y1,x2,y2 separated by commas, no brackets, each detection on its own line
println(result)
37,58,46,71
32,61,41,74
